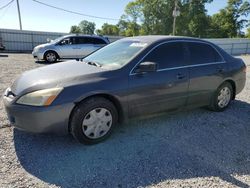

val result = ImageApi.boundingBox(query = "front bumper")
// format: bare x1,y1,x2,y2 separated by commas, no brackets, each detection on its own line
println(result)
32,51,44,60
3,94,74,135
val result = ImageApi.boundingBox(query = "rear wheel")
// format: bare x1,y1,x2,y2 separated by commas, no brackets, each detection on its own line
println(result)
209,82,233,112
44,51,58,63
70,97,118,144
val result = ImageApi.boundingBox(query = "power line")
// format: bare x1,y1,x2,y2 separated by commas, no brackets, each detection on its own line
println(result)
0,0,13,20
0,0,14,10
32,0,120,21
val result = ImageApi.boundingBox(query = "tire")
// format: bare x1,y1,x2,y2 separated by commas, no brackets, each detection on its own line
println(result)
70,97,118,144
209,82,233,112
44,51,58,63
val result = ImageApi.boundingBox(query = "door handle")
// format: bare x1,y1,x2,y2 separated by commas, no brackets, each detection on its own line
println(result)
177,73,185,80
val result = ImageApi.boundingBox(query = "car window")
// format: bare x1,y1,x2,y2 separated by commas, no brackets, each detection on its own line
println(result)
59,37,77,45
84,40,147,69
187,42,223,65
75,37,85,44
84,37,94,44
59,38,70,45
74,37,107,45
143,42,186,69
92,38,107,44
70,37,77,45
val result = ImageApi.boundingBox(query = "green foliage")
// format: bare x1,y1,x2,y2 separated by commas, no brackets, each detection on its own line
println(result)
69,20,96,35
70,25,81,34
209,0,250,38
120,0,214,36
247,27,250,38
70,0,250,38
96,23,119,36
78,20,96,35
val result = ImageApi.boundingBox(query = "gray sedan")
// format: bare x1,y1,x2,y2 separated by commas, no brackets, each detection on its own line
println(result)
32,34,109,63
3,36,246,144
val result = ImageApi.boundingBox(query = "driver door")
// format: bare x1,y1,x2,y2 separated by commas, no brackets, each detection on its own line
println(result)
128,42,189,117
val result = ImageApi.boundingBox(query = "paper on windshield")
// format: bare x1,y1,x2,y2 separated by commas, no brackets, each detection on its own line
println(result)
130,42,148,47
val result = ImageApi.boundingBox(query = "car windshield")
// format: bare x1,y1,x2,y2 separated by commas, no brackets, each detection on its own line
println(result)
84,40,148,69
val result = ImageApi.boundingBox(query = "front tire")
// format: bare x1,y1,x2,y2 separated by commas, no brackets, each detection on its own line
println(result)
209,82,233,112
70,97,118,144
44,51,58,63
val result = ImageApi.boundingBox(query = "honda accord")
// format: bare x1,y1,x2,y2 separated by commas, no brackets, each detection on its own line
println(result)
3,36,246,144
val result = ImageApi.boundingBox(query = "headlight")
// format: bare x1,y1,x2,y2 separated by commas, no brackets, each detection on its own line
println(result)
16,88,63,106
37,47,44,52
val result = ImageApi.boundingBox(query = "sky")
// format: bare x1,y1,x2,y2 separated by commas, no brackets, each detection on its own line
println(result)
0,0,249,33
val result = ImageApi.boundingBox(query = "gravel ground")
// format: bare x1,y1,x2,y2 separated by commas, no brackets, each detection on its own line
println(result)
0,53,250,188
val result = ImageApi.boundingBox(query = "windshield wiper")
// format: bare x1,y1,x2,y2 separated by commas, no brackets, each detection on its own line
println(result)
85,60,102,67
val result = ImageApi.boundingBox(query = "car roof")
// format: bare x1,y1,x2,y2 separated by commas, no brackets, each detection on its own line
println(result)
60,34,109,42
121,35,211,45
63,34,105,39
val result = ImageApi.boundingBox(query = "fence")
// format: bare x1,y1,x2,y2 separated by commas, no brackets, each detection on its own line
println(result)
0,28,122,52
206,38,250,55
0,28,250,55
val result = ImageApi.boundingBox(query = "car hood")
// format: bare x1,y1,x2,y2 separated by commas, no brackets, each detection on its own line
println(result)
34,43,52,50
11,60,106,95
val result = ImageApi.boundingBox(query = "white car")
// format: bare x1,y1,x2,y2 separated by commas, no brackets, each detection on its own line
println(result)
32,34,109,63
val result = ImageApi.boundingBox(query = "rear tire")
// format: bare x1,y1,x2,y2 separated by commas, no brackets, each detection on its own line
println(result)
209,82,233,112
44,51,58,63
70,97,118,144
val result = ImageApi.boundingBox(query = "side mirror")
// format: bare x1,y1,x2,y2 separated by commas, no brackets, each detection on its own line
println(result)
134,62,157,74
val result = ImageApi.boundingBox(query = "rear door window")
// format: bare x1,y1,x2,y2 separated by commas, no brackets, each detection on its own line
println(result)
143,42,186,69
75,37,107,45
187,42,223,65
76,37,86,44
70,37,78,45
92,38,107,44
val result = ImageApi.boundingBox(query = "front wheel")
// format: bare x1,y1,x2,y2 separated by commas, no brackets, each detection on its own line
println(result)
44,51,57,63
70,97,118,144
209,82,233,112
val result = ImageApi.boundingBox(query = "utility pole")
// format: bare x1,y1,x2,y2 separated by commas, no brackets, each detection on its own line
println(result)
16,0,22,30
172,0,180,36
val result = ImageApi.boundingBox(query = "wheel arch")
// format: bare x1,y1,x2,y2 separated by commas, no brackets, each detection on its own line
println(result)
68,93,125,132
222,79,236,100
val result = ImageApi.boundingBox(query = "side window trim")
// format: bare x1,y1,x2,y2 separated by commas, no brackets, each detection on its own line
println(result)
130,40,225,76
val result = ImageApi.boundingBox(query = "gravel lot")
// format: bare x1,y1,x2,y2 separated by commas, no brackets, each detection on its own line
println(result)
0,53,250,188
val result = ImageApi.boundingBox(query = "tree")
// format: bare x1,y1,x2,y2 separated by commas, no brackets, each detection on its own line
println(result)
96,23,120,36
179,0,213,37
247,27,250,38
118,1,143,36
70,25,81,33
79,20,96,35
209,0,250,38
120,0,213,36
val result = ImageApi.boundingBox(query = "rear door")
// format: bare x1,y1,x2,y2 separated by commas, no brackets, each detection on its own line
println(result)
128,41,189,117
186,42,227,107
